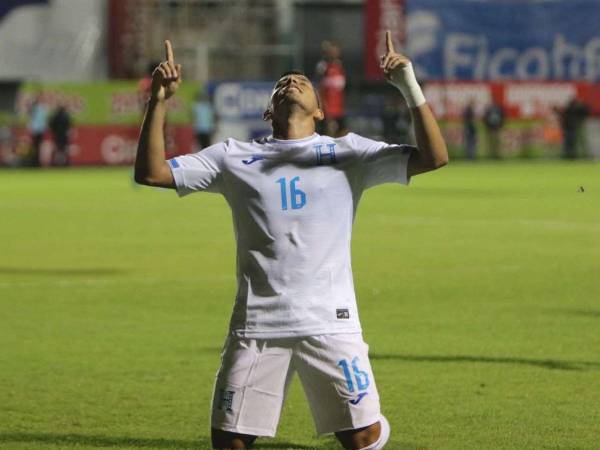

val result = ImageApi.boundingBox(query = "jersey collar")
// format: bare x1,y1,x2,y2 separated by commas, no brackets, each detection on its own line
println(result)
267,133,319,145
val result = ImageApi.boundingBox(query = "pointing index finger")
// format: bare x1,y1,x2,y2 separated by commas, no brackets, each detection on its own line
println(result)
165,40,174,63
386,30,395,53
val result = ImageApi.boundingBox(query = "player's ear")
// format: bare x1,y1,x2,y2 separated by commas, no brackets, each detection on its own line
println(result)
313,108,324,122
263,107,272,122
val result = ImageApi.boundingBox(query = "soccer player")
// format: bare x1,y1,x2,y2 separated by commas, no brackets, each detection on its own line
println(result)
315,40,347,137
134,32,447,450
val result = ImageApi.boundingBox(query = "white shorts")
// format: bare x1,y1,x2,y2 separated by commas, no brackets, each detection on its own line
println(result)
211,333,381,437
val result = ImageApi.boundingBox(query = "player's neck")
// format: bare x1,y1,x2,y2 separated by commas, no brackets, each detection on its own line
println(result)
271,115,316,141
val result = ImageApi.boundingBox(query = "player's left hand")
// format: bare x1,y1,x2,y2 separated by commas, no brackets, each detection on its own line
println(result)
380,30,411,86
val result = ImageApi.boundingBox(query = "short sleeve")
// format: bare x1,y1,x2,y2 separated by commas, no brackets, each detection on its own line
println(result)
167,142,226,196
347,133,415,189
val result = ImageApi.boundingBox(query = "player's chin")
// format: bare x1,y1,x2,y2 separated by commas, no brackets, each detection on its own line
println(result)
283,90,303,100
278,93,304,107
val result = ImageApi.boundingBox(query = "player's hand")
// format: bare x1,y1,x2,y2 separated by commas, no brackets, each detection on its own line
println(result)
151,40,182,102
380,30,411,86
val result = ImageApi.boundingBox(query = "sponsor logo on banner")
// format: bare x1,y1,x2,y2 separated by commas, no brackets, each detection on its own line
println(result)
423,81,592,120
406,0,600,81
212,82,273,120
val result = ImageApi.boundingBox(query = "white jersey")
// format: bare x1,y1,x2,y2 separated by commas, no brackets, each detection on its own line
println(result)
168,132,413,338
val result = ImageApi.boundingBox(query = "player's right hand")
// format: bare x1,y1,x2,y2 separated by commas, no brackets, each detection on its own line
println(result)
151,40,182,102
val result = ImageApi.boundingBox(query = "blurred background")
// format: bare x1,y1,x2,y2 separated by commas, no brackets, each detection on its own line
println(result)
0,0,599,167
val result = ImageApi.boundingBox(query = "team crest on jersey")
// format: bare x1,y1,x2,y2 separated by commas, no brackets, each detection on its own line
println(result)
314,143,337,165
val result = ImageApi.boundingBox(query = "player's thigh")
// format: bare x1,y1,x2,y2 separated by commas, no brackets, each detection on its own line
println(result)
293,333,380,435
211,336,294,437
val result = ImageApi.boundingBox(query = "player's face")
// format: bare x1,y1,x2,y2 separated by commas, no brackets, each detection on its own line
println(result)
270,74,320,113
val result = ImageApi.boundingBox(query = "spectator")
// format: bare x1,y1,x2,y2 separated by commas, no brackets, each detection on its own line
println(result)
315,40,346,137
0,123,14,166
483,101,504,159
463,101,477,160
49,104,72,166
192,91,215,150
27,95,48,167
382,96,412,145
555,97,589,159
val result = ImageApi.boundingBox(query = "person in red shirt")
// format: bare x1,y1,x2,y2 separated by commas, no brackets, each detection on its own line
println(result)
315,40,347,137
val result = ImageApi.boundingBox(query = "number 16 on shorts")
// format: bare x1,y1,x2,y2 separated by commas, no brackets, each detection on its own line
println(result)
338,357,370,402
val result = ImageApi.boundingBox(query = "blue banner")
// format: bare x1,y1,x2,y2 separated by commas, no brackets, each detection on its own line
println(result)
406,0,600,81
0,0,48,22
208,82,274,142
210,82,274,120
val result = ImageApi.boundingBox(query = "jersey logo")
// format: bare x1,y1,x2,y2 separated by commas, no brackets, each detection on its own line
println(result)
242,155,265,165
314,143,337,165
349,392,368,405
336,308,350,319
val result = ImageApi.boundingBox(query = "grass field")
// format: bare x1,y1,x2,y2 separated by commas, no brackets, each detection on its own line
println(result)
1,161,599,449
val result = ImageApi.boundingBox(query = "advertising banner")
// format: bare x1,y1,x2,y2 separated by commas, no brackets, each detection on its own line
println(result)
0,1,48,22
422,81,600,159
211,81,272,120
0,125,196,166
1,81,201,166
16,81,199,125
423,81,600,120
364,0,406,80
406,0,600,81
209,81,273,141
1,125,193,167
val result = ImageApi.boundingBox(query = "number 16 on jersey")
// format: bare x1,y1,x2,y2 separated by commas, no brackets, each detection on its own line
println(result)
276,176,306,210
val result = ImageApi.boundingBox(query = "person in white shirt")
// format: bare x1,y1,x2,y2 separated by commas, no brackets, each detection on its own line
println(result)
134,32,447,450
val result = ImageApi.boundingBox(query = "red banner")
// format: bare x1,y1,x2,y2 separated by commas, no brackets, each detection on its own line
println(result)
364,0,406,80
1,125,194,167
108,0,146,78
424,81,600,120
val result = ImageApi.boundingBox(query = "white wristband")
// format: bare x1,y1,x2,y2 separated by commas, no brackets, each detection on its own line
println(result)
390,62,426,108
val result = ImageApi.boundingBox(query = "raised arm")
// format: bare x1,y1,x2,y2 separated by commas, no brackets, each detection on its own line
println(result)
380,30,448,177
134,40,182,187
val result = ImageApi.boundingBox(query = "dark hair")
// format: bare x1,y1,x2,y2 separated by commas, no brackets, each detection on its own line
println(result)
278,70,307,79
273,70,321,108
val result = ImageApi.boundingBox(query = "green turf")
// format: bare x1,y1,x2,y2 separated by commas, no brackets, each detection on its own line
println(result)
1,162,599,449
